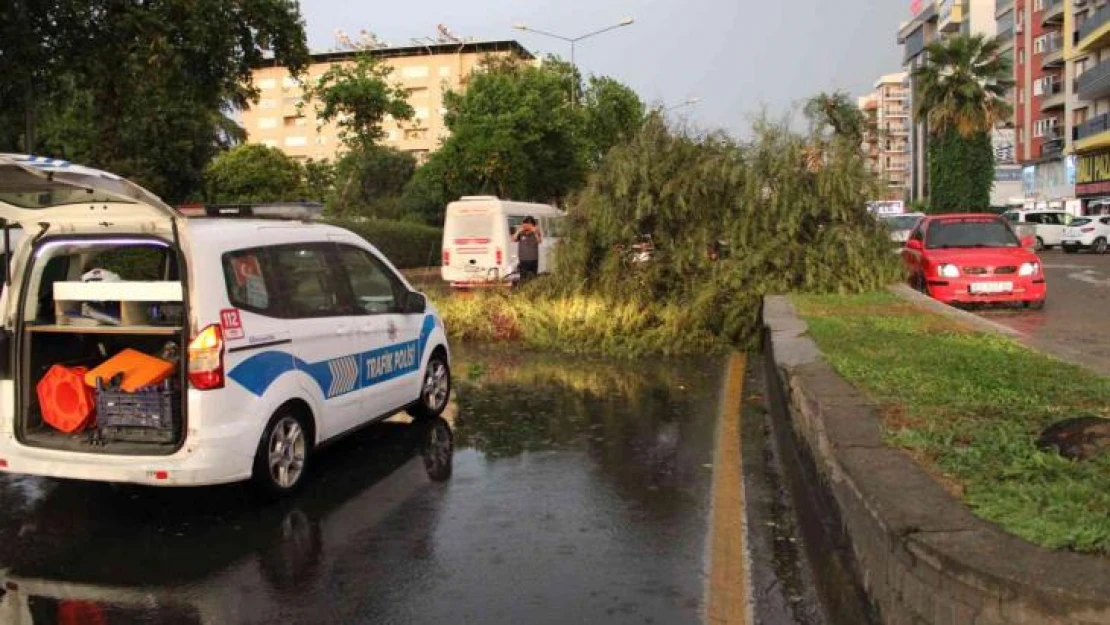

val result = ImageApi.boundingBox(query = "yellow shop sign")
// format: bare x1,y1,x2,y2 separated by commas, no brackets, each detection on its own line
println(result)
1076,151,1110,185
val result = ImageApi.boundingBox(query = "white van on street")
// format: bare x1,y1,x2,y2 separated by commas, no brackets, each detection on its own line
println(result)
1002,209,1071,251
440,196,565,287
0,154,451,494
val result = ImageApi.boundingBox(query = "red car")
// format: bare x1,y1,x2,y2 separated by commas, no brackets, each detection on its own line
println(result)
902,213,1046,309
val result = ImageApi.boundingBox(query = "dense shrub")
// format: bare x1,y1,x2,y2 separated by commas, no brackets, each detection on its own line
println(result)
443,115,900,355
326,218,442,269
928,130,994,212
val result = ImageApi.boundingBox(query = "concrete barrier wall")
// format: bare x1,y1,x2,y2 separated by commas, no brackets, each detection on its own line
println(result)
763,296,1110,625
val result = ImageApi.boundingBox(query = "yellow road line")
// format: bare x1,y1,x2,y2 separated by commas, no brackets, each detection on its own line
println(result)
707,353,751,625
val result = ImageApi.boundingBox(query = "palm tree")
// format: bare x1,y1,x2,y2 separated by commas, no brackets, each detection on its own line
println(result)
912,34,1014,137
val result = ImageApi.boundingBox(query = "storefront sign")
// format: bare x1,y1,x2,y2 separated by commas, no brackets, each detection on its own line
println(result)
1075,151,1110,186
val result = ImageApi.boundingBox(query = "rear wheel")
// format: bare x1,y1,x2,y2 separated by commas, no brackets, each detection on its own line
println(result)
253,409,311,496
1095,238,1108,255
408,352,451,420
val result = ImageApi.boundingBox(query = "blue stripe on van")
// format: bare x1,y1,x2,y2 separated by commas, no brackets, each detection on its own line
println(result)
227,315,439,399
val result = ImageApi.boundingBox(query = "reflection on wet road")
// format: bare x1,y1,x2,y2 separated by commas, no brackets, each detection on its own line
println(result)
975,251,1110,375
0,347,727,625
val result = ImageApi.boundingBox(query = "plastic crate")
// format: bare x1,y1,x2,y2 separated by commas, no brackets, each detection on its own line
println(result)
96,380,179,443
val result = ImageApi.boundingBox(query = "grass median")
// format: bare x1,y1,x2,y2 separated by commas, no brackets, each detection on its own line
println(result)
792,292,1110,554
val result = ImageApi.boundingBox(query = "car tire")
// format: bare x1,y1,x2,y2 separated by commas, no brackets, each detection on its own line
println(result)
408,352,451,421
1026,299,1046,311
252,408,312,497
1034,237,1045,252
1095,238,1108,255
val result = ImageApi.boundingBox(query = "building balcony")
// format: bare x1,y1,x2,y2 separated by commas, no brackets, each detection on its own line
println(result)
1041,132,1065,158
1040,81,1066,111
938,0,964,33
1042,0,1064,26
1041,34,1065,70
1076,2,1110,54
1076,111,1110,151
996,27,1015,46
1078,58,1110,101
996,0,1014,18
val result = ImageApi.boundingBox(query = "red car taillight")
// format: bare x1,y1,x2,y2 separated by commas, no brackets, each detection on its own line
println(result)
188,324,224,390
496,248,503,265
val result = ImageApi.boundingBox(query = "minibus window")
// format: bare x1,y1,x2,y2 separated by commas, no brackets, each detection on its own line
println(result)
454,214,493,239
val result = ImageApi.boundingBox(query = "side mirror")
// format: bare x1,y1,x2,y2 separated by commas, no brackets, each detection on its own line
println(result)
404,291,427,314
905,239,923,251
1021,235,1035,248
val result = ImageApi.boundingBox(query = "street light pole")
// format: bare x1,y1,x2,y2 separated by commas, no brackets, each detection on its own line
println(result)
513,17,635,106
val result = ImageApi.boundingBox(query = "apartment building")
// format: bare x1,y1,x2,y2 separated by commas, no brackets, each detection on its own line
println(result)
898,1,1024,205
859,73,912,200
240,40,533,163
1071,0,1110,213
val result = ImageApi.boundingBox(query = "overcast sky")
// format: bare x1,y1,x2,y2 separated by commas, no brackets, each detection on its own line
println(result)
299,0,912,137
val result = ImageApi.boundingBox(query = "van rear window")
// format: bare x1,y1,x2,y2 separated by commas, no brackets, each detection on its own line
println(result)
452,214,492,239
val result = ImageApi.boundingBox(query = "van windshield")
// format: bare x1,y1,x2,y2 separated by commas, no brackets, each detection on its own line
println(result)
452,213,493,240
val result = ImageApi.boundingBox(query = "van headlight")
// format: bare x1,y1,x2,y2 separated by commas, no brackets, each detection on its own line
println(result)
1019,262,1039,277
936,264,960,278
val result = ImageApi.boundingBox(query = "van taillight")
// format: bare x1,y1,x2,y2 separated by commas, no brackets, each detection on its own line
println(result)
496,248,503,265
188,324,224,390
442,250,450,266
1082,227,1095,233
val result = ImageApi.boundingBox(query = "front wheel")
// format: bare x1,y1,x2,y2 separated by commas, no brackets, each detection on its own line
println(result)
252,409,311,496
1095,238,1108,255
408,353,451,420
1026,299,1046,311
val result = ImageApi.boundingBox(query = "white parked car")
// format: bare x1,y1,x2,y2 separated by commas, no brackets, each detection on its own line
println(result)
1061,216,1110,254
879,212,925,250
1002,209,1071,251
0,154,451,495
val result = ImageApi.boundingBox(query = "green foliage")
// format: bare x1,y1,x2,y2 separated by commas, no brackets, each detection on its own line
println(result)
907,198,930,214
402,56,644,225
928,130,994,212
913,34,1013,137
303,53,413,150
794,292,1110,553
581,76,646,166
4,0,309,202
542,115,898,350
326,218,442,269
303,159,336,202
328,146,416,218
205,144,306,203
804,91,867,144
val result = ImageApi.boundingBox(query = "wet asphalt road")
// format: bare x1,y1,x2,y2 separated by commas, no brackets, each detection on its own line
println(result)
0,348,732,625
975,250,1110,375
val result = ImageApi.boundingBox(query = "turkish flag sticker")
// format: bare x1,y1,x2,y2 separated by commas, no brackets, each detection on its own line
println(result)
220,308,245,340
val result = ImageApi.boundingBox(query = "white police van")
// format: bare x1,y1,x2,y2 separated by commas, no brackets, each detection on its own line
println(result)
0,154,451,494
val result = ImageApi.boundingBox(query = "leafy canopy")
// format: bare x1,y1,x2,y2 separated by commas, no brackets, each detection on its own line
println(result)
205,144,305,203
804,91,867,144
303,53,414,151
913,34,1013,137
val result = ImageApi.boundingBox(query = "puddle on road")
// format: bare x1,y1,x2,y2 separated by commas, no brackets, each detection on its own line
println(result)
0,346,729,625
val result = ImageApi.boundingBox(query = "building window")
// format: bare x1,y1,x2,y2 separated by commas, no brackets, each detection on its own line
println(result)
404,128,428,141
1018,89,1024,104
439,66,451,77
413,107,429,120
258,117,278,129
1032,118,1058,137
262,139,278,147
258,78,277,90
283,115,307,127
1033,0,1044,10
401,66,429,79
285,136,308,147
259,99,277,110
407,86,429,100
1018,49,1025,65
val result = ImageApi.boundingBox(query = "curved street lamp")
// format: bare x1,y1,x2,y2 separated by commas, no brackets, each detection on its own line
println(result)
665,97,701,112
512,17,635,105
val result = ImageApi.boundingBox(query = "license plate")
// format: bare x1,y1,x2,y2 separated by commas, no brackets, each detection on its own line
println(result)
969,281,1013,294
464,265,481,273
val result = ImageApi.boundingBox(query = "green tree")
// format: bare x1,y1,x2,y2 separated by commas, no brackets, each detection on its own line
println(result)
329,146,416,219
1,0,309,202
303,159,336,202
913,34,1013,212
303,53,414,150
581,76,646,166
804,91,867,144
205,144,305,203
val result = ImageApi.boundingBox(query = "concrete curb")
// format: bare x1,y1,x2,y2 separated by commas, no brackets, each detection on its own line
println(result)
763,295,1110,625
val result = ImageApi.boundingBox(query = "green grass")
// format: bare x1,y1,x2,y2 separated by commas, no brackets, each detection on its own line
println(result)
792,292,1110,554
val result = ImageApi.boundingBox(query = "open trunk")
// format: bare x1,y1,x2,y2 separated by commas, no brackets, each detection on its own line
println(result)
16,236,189,455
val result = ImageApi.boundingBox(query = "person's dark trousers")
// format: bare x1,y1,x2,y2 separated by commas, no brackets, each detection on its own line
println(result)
519,260,539,280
